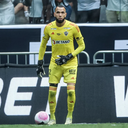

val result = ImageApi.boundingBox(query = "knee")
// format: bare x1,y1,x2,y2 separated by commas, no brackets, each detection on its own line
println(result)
18,3,24,9
49,90,56,97
67,90,75,97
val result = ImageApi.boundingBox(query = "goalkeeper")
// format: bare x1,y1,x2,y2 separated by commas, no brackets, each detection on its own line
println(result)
36,5,85,125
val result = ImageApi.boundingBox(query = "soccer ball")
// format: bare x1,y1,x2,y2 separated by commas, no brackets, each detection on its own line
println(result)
34,111,49,124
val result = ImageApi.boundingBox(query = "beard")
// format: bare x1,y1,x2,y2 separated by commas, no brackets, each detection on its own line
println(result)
55,17,65,23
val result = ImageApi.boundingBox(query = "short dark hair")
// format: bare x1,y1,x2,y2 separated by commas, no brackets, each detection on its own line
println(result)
55,4,66,10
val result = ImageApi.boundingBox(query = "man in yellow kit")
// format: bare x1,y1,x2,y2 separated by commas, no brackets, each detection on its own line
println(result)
36,5,85,125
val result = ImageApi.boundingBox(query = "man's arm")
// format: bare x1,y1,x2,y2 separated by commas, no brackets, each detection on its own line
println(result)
38,39,47,60
37,26,49,77
38,26,49,60
36,39,47,77
72,37,85,57
72,24,85,56
55,24,85,65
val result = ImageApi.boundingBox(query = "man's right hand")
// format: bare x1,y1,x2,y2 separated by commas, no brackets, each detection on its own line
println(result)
36,60,45,78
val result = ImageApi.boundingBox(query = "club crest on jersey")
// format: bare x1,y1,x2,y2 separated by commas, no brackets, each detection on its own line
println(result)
64,31,68,36
52,40,70,44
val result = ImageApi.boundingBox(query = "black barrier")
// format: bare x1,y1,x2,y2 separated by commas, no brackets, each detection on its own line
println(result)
0,65,128,124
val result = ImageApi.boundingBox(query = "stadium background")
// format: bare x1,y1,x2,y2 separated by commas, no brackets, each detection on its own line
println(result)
0,24,128,124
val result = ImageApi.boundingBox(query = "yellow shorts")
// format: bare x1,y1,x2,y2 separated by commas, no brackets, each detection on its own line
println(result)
49,64,78,84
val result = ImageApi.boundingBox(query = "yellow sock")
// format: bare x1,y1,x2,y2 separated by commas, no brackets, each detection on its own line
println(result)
48,86,57,120
67,112,73,119
50,113,55,120
67,85,76,119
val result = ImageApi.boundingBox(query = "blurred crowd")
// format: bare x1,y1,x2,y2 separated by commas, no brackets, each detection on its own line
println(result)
0,0,128,25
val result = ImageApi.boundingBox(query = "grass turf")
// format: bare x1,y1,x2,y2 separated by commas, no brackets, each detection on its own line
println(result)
0,123,128,128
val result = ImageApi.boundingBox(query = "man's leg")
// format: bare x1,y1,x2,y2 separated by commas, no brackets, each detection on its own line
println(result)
64,66,77,124
106,10,118,23
120,11,128,23
76,11,88,23
48,84,58,125
65,83,76,124
89,8,100,23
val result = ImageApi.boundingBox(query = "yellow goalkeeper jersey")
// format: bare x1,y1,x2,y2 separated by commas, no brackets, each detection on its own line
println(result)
39,20,85,66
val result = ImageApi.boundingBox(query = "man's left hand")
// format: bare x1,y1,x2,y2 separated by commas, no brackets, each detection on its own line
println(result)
55,53,73,65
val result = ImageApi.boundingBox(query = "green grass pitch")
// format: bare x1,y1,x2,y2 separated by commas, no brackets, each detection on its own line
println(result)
0,123,128,128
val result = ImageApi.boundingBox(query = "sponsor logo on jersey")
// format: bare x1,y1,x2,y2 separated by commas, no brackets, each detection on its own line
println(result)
52,40,70,44
64,31,68,36
63,27,70,29
51,28,57,30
